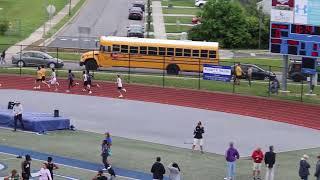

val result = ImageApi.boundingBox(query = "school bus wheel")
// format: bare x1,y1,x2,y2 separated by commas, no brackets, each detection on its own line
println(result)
85,59,98,71
166,64,180,75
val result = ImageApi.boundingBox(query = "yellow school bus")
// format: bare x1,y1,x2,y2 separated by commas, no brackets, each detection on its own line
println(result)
80,36,219,74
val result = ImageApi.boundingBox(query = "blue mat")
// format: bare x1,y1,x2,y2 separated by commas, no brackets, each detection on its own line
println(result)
0,109,70,132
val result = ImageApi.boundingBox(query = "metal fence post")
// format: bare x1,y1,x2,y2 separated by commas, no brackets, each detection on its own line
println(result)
56,47,59,75
268,65,271,97
198,58,200,90
300,79,304,102
19,45,22,76
128,53,131,83
162,55,165,88
232,61,235,93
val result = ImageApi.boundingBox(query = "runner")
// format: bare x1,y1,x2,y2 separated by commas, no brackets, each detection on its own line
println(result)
48,68,59,91
82,70,92,94
33,66,42,89
66,69,78,93
115,74,126,98
40,65,50,88
87,70,100,88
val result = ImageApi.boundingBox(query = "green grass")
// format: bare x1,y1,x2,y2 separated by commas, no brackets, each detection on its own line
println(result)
0,128,319,180
0,0,68,50
1,67,319,104
164,16,193,24
46,0,86,38
221,58,283,70
161,0,195,7
166,25,192,33
162,7,200,15
48,52,81,61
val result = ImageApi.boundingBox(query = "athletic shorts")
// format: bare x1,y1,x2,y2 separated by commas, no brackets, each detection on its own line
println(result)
236,75,242,79
253,163,262,171
41,76,46,81
36,78,42,82
49,78,57,85
117,87,122,90
87,80,92,85
84,81,88,86
193,138,204,146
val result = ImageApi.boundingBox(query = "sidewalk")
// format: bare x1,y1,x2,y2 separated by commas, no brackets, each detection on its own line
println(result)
5,0,80,60
152,1,167,39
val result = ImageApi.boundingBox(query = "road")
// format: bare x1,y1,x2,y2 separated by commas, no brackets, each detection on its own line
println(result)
48,0,145,49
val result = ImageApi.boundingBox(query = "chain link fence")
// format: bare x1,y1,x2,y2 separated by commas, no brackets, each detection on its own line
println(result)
0,44,319,104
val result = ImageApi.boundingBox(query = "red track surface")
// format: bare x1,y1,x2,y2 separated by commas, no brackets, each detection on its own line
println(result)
1,75,320,130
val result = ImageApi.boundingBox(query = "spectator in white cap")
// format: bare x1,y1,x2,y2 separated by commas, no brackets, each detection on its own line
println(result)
299,154,310,180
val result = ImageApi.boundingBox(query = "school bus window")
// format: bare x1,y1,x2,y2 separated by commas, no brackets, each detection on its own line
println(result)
209,50,216,58
140,46,147,54
130,46,138,54
159,47,166,55
121,45,128,53
112,45,120,52
201,50,208,58
167,48,174,56
184,49,191,57
192,50,199,57
148,47,158,55
175,48,183,56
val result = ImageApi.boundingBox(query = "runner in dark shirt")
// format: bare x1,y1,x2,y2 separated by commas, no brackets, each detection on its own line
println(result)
46,157,58,179
192,121,205,153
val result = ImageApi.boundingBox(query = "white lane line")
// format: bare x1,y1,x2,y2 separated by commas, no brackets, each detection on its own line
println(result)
83,39,91,42
60,38,68,41
71,38,78,41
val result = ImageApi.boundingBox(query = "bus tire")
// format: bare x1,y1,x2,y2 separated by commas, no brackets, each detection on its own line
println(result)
85,59,98,71
166,64,180,75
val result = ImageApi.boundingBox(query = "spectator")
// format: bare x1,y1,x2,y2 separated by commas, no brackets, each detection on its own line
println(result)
234,63,242,85
315,155,320,180
167,162,181,180
4,169,20,180
0,49,6,64
251,147,264,180
299,154,310,180
269,77,280,95
247,66,253,87
46,157,58,179
92,170,108,180
151,157,166,180
192,121,205,153
21,154,32,180
264,146,276,180
39,163,52,180
224,142,239,180
101,138,116,178
13,102,24,131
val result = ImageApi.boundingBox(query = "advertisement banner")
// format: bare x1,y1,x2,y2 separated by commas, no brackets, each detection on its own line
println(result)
203,64,232,82
271,9,294,23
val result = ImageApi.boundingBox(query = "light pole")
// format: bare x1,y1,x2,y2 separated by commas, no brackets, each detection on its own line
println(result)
147,0,151,38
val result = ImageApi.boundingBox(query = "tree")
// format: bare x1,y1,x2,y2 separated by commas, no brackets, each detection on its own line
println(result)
0,19,9,35
188,0,251,48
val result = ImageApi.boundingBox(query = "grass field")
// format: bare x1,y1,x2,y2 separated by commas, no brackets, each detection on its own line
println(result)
48,52,81,61
166,25,192,33
162,7,200,15
161,0,195,7
0,129,319,180
0,0,69,50
164,16,193,24
0,67,319,104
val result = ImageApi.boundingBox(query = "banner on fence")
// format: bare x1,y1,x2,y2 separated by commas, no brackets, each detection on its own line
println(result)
203,64,232,82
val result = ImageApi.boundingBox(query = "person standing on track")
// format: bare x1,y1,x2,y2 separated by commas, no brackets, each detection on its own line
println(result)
115,74,126,98
299,154,311,180
251,147,264,180
21,154,32,180
13,102,24,131
151,157,166,180
264,146,276,180
66,69,78,92
46,157,58,179
224,142,240,180
192,121,205,153
38,163,52,180
48,68,59,91
101,137,116,179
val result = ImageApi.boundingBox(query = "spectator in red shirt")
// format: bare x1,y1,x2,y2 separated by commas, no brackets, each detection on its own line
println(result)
251,147,264,180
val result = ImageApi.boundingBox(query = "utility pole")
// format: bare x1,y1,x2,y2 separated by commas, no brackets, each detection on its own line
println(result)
147,0,151,38
69,0,72,16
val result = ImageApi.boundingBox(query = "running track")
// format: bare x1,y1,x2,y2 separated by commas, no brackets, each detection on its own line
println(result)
1,75,320,130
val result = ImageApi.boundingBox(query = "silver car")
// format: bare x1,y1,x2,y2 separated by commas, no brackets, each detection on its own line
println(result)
12,51,64,68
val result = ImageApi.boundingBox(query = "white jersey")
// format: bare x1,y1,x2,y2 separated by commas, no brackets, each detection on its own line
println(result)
51,72,56,80
117,77,122,87
83,74,88,82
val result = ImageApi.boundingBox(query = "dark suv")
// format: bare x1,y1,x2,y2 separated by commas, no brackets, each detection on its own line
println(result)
132,2,145,12
127,25,144,38
231,64,276,80
128,7,143,20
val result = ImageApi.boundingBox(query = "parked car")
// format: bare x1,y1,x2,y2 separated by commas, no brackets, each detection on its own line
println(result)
288,61,320,82
231,64,276,80
132,1,145,12
195,0,207,7
12,51,64,68
128,7,143,20
127,24,144,38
